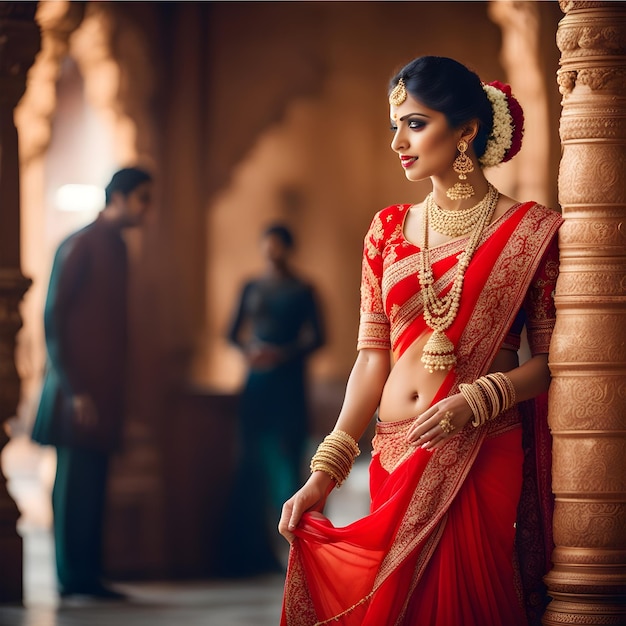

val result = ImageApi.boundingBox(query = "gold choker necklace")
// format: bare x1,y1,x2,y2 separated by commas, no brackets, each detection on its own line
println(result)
427,190,493,237
419,183,499,372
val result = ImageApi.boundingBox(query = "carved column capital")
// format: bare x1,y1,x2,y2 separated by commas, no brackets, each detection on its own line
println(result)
559,1,626,14
557,5,626,98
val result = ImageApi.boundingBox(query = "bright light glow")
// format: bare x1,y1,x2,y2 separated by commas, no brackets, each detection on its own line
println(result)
55,184,105,212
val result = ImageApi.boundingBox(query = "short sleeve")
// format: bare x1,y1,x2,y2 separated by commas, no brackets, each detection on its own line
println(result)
524,234,559,355
357,212,391,351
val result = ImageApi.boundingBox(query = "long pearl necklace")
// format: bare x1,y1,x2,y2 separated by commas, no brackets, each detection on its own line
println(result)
419,183,499,373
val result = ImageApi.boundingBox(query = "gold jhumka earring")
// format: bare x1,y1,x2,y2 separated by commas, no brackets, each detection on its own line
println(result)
446,139,475,200
389,78,407,106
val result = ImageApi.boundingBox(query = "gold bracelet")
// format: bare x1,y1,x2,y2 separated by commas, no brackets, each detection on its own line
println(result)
310,430,360,487
476,377,500,418
490,372,516,408
459,382,490,426
460,372,517,428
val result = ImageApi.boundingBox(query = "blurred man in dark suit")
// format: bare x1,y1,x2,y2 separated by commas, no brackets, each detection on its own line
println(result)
32,167,153,599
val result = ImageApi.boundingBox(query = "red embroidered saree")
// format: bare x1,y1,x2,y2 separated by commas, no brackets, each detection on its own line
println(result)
281,202,563,626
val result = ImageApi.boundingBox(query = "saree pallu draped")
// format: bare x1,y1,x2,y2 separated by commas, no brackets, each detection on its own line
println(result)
281,202,563,626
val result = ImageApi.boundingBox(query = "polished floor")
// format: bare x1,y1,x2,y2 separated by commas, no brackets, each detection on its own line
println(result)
0,459,370,626
0,575,286,626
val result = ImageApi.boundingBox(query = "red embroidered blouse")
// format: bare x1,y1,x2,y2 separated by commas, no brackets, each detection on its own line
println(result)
357,202,559,360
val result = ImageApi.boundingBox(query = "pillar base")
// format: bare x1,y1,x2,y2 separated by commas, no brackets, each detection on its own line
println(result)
544,596,626,626
543,553,626,625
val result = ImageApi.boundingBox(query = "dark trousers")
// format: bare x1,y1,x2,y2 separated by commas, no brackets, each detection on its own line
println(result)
52,446,108,593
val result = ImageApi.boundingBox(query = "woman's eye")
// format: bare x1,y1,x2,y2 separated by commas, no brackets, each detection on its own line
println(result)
408,120,425,130
390,124,398,132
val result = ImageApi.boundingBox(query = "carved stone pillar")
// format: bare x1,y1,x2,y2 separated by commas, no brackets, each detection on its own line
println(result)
545,1,626,624
0,1,40,603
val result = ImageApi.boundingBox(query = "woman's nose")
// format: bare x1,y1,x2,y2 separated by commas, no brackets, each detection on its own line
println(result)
390,129,407,153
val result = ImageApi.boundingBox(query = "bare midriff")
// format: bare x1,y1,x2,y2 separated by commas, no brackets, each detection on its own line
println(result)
378,333,519,423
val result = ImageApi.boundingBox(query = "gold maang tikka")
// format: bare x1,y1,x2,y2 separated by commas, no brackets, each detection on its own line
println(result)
389,78,407,106
446,139,475,200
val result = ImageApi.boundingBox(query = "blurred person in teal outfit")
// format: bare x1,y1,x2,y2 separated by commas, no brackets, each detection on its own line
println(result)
32,167,153,599
219,223,325,576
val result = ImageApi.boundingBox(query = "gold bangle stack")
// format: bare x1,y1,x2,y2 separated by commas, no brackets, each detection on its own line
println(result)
310,430,361,487
459,372,517,427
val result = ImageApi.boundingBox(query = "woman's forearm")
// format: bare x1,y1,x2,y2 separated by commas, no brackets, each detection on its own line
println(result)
506,353,551,403
333,349,390,440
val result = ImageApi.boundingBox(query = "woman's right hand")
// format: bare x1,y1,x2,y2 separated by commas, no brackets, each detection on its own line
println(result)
278,471,335,543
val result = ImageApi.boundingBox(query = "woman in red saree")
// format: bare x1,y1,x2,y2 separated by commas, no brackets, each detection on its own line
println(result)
278,56,563,626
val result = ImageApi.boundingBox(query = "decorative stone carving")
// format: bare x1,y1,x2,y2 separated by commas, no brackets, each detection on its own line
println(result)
550,377,626,429
545,1,626,624
556,23,626,55
559,1,626,16
559,146,626,204
555,270,626,297
556,7,626,97
544,604,626,626
557,217,626,253
553,500,626,546
552,441,626,492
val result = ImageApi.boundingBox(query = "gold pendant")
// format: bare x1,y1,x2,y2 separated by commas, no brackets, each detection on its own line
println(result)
421,331,457,373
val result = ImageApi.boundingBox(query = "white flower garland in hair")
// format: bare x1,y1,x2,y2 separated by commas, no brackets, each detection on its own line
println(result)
479,84,514,168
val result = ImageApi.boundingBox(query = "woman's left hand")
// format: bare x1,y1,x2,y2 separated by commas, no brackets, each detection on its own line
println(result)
406,393,474,450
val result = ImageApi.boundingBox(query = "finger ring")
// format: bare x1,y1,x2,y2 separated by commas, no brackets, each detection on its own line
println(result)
439,416,455,435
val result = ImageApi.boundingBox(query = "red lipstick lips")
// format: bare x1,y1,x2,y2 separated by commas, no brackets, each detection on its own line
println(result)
400,156,417,169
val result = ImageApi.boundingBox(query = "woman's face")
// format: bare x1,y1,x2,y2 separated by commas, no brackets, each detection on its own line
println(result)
389,93,462,183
